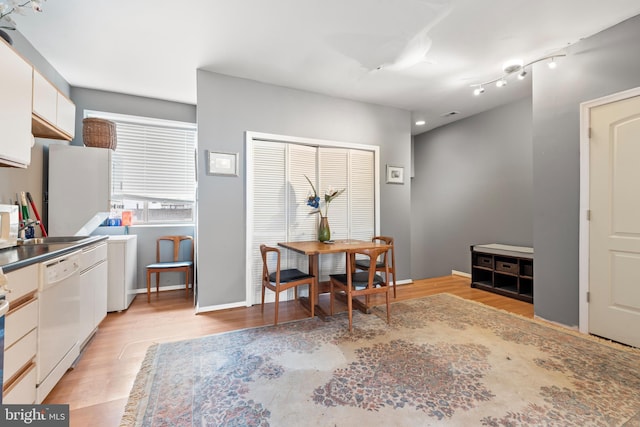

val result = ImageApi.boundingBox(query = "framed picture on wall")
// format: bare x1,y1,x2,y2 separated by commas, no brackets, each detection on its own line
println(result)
207,151,239,176
386,165,404,184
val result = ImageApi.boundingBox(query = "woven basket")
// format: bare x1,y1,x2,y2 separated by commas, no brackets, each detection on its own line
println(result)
82,118,117,150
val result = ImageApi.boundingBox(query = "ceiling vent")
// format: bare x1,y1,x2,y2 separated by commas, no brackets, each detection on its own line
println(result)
441,111,460,118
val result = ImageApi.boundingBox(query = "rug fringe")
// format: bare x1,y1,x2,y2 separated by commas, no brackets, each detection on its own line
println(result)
120,343,159,427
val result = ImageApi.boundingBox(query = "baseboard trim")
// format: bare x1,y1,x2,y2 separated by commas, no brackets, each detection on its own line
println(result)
135,284,191,294
452,270,471,278
196,301,248,314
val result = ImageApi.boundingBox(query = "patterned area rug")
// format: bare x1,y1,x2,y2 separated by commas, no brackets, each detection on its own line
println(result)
121,293,640,426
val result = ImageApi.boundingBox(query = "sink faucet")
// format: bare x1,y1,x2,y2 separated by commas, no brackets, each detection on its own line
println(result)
19,219,39,232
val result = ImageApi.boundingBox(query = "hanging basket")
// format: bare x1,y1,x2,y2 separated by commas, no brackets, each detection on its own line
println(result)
82,118,117,150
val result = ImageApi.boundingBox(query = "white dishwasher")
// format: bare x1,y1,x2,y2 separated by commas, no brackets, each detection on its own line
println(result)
37,250,82,403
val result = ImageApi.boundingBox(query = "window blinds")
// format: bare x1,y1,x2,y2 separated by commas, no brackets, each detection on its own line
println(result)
85,111,197,203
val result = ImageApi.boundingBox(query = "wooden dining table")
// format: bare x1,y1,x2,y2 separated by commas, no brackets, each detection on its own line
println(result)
278,239,391,320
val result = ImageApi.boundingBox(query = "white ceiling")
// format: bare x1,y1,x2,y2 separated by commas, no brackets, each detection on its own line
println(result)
11,0,640,134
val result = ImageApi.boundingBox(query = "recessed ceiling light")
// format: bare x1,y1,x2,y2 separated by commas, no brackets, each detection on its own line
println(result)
415,120,426,126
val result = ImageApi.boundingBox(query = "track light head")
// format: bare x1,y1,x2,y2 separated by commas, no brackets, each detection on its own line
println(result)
548,57,557,69
496,79,507,88
473,86,485,96
518,69,527,80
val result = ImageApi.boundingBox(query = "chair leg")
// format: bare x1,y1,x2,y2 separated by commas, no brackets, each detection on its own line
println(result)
156,271,160,294
146,270,151,303
329,281,334,315
309,282,315,319
274,290,280,325
386,288,391,324
347,290,353,332
261,283,266,313
185,268,190,298
392,270,397,298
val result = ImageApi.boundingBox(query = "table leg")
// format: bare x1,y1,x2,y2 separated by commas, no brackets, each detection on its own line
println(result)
297,253,331,321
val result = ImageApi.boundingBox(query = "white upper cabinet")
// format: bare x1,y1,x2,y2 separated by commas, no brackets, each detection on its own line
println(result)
32,70,57,124
56,93,76,137
32,70,75,141
0,39,33,168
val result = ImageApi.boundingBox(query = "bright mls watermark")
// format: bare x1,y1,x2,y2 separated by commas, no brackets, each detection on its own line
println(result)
1,405,69,426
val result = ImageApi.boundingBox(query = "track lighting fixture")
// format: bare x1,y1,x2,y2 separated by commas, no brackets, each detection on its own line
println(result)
470,53,565,96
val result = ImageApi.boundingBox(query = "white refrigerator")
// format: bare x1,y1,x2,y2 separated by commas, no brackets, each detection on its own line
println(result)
48,144,113,236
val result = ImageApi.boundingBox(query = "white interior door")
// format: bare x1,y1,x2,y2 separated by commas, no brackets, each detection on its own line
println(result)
589,94,640,347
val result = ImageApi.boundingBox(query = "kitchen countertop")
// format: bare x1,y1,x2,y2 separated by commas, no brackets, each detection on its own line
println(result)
0,235,109,273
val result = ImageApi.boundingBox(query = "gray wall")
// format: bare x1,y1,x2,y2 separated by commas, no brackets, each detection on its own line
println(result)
196,71,412,308
411,97,533,279
531,14,640,326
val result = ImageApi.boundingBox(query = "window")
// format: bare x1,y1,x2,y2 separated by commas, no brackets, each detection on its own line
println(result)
85,111,197,224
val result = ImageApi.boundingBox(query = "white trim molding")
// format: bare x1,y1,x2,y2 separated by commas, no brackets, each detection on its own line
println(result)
452,270,471,278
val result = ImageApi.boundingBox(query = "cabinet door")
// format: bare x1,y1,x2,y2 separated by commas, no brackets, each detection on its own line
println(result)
93,260,108,327
0,40,33,167
79,260,108,346
32,70,57,126
56,93,76,138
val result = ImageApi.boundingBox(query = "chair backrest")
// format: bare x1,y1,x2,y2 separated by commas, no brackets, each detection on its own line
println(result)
372,236,395,269
348,246,390,288
157,235,194,263
260,244,281,282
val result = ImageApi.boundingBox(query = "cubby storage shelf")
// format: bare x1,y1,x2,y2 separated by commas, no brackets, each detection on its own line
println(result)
470,244,533,303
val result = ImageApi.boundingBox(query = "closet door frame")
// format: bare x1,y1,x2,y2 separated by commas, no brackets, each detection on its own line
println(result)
245,131,381,306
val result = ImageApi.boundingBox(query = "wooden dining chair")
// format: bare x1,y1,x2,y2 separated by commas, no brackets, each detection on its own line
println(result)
260,244,315,325
354,236,397,298
330,246,391,332
146,235,194,302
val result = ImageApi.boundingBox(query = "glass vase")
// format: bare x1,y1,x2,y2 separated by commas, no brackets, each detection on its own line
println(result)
318,216,331,242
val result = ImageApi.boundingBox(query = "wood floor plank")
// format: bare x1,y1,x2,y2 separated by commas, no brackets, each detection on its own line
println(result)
43,275,533,426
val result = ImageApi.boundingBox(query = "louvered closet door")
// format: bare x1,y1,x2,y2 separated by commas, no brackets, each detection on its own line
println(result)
350,149,375,241
251,141,287,304
249,139,376,305
286,144,317,279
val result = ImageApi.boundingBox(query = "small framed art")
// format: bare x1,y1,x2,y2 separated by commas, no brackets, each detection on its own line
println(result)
207,151,239,176
386,165,404,184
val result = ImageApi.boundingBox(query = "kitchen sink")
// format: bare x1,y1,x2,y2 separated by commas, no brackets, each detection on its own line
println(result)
17,236,91,246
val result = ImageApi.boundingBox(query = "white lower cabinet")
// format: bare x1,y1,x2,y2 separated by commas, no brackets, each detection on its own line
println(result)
2,264,38,403
79,242,108,348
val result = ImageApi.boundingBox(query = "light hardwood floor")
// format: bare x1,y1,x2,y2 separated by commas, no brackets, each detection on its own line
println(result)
44,275,533,427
